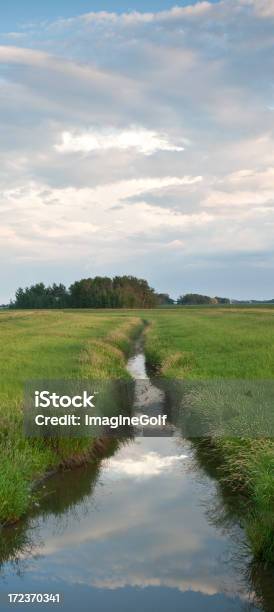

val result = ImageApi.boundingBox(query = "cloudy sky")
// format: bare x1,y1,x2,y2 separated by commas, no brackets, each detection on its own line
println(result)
1,0,274,302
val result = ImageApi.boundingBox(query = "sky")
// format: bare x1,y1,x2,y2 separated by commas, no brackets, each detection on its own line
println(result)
1,0,274,302
0,0,221,30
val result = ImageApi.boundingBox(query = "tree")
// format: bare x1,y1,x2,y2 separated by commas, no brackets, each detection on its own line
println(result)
12,276,161,309
215,296,230,304
48,284,69,308
177,293,213,305
156,293,175,305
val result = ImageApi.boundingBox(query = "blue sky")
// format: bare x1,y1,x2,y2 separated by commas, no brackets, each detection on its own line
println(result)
0,0,274,301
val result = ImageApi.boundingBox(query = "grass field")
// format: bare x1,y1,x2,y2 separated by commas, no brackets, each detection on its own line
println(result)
1,306,274,563
0,310,142,524
144,306,274,378
144,307,274,562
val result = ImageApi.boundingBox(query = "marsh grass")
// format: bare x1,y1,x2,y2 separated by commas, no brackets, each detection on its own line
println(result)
143,307,274,562
0,310,142,524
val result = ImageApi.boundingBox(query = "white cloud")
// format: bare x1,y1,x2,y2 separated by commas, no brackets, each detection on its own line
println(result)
242,0,274,17
82,175,202,204
54,2,213,29
106,451,187,478
0,45,140,114
204,189,274,208
55,127,184,156
0,175,204,263
0,45,63,69
226,167,274,190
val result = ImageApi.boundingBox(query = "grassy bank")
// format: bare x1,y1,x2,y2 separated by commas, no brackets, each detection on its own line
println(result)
2,305,274,562
0,310,142,524
144,307,274,562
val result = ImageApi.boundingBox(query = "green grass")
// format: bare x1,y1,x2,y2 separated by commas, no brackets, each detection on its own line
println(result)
143,307,274,563
0,310,142,524
144,307,274,378
2,305,274,563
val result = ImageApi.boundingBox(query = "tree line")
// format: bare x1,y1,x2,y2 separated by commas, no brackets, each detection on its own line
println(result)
177,293,230,305
10,278,231,309
12,277,162,309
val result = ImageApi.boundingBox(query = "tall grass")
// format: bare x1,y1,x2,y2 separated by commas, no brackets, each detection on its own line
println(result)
143,307,274,563
0,310,142,524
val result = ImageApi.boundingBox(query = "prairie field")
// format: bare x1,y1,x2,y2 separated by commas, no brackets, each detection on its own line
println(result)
1,306,274,561
0,309,142,524
144,306,274,378
144,306,274,562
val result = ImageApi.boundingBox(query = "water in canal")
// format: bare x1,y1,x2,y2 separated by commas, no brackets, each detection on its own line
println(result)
0,344,274,611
